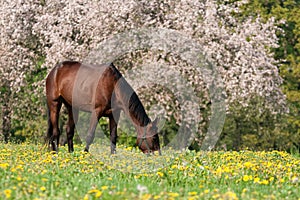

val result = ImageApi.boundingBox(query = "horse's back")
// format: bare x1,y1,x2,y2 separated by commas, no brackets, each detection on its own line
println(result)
46,61,121,111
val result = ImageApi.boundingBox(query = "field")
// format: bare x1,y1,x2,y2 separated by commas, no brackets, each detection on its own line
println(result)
0,143,299,200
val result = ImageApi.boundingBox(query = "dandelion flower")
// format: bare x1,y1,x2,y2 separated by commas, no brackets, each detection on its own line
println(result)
4,189,12,198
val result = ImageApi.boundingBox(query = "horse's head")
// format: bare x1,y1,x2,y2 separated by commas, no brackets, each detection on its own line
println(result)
136,118,161,155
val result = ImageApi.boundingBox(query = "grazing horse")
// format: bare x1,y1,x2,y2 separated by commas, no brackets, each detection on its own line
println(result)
46,61,161,155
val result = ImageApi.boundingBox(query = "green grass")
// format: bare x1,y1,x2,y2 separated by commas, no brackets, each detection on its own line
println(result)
0,143,299,199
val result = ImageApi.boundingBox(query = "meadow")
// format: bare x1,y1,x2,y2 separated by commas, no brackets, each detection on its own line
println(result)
0,143,299,200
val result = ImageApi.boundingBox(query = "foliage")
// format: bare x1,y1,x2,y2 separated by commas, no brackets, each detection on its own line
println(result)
236,0,300,151
220,96,292,151
0,143,299,199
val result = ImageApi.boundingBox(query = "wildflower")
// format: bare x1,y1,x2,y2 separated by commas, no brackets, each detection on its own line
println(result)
40,186,46,191
4,189,12,198
141,194,152,200
125,146,133,151
157,171,164,177
101,186,108,190
243,162,252,168
83,194,89,200
260,179,269,185
88,189,102,198
254,177,260,183
168,192,179,197
204,189,210,194
0,163,9,169
134,175,141,179
243,175,253,182
188,191,197,196
95,191,102,198
171,165,177,169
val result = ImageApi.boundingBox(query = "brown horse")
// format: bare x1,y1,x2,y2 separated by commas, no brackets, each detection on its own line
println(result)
46,61,161,155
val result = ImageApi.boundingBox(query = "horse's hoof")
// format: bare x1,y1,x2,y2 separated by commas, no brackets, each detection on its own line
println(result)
111,151,116,155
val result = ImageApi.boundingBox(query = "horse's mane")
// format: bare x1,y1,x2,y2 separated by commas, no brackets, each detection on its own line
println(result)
112,64,150,127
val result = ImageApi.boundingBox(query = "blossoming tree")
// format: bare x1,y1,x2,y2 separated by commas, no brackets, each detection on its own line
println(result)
0,0,287,149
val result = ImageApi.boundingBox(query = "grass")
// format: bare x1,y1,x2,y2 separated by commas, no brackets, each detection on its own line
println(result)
0,143,299,200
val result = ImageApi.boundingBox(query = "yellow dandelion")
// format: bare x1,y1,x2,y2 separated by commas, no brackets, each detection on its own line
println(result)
212,194,220,199
141,194,152,200
254,177,260,183
171,165,177,169
0,163,9,169
40,186,46,191
134,175,141,179
157,171,164,177
4,189,12,198
125,146,133,151
95,190,102,198
168,192,179,197
260,179,269,185
243,175,253,182
88,189,102,198
101,186,108,190
279,178,285,183
188,191,197,196
83,194,89,200
243,162,252,168
16,176,22,181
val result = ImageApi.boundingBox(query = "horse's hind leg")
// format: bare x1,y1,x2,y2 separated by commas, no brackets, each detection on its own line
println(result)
65,104,78,153
48,100,62,152
46,104,53,146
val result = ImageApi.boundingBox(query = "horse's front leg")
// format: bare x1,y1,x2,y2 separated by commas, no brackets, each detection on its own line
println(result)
109,110,120,154
84,111,102,152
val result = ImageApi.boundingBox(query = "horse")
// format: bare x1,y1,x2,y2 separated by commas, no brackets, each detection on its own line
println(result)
45,61,161,155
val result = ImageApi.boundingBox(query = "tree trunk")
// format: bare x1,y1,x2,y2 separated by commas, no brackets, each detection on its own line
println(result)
233,120,241,151
1,101,11,143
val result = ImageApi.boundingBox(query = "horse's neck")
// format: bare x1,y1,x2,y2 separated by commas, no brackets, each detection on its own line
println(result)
115,78,150,128
128,93,150,128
